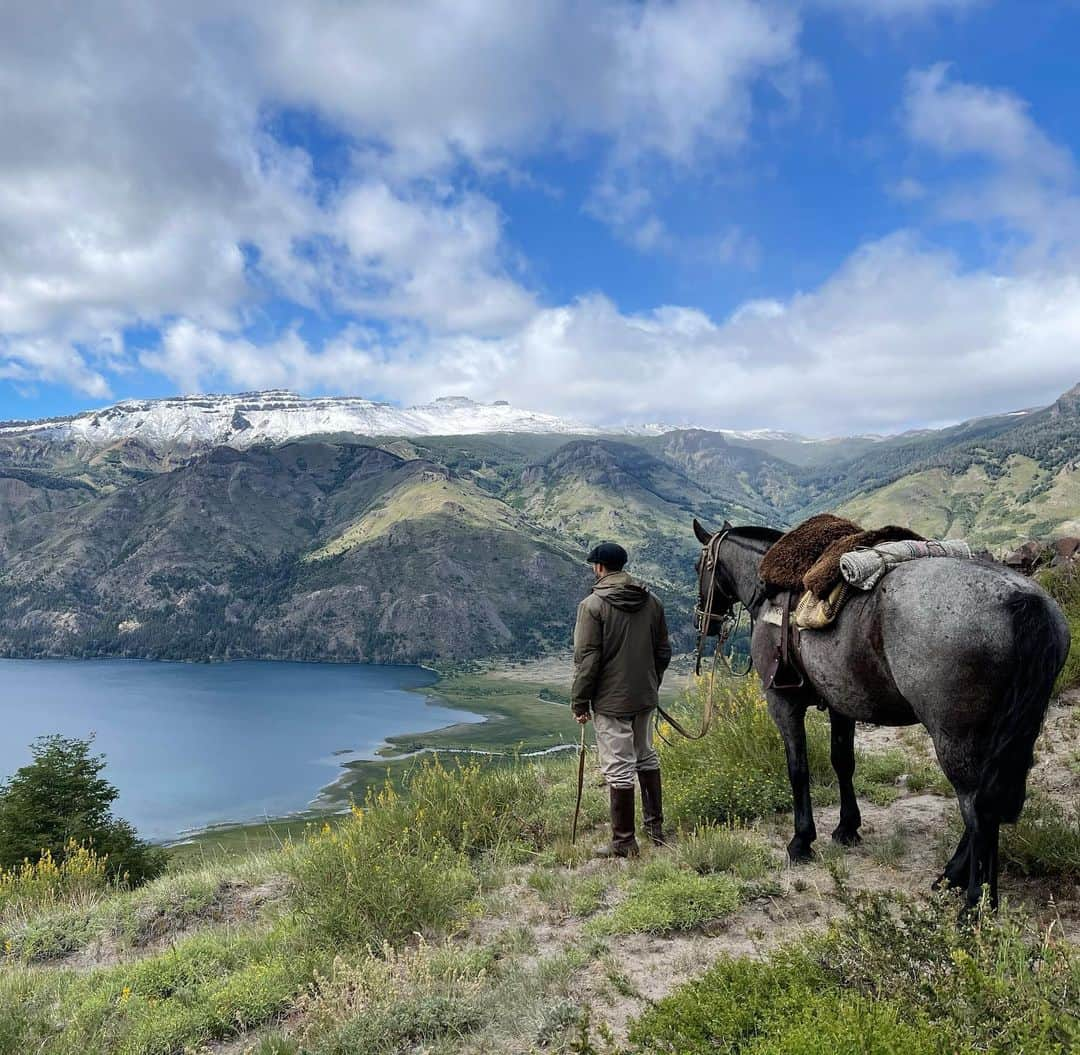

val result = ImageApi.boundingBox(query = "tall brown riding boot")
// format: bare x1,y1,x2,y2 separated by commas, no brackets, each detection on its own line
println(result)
595,785,639,858
638,768,669,846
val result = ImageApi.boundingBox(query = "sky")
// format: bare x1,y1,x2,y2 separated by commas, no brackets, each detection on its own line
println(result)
2,0,1080,436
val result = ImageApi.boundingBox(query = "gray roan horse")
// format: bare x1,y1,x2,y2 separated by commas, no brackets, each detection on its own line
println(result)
692,518,1071,909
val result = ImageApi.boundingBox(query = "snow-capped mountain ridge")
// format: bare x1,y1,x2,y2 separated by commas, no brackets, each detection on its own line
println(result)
0,390,652,450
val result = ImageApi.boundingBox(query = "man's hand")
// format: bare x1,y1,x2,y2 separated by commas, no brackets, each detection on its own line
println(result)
575,712,591,724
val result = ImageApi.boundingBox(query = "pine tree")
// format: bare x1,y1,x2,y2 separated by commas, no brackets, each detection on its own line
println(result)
0,735,165,884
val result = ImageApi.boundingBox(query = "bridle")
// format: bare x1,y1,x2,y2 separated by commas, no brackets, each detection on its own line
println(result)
656,528,755,744
693,529,755,680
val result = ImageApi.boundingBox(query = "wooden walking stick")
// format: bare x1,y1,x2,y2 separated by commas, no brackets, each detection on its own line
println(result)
571,721,587,845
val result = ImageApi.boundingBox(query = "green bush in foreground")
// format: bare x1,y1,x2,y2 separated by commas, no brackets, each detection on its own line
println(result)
588,858,744,936
287,757,561,948
287,802,477,950
630,890,1079,1054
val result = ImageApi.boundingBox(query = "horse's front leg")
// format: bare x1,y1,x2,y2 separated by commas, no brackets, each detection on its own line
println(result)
767,690,816,862
828,711,861,846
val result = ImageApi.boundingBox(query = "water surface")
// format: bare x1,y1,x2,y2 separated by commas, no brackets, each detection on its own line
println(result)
0,659,481,841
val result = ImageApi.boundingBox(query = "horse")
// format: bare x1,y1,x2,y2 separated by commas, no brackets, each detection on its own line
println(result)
691,518,1071,909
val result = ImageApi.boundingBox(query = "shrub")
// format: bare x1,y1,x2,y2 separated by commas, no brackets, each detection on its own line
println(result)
0,735,165,885
588,859,743,936
287,805,476,949
399,756,546,856
675,824,775,880
658,678,832,828
0,840,109,919
999,794,1080,879
290,941,490,1055
630,890,1079,1054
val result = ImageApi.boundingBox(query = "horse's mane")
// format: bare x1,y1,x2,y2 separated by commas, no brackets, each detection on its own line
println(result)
729,524,784,545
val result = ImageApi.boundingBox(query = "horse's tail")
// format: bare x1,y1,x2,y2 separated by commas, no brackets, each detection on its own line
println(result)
976,591,1070,823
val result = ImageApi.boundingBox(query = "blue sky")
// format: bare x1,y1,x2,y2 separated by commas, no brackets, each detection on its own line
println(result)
2,0,1080,435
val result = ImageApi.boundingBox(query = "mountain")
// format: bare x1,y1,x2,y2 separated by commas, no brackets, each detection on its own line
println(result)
0,442,586,663
0,391,623,452
0,383,1076,663
830,388,1080,547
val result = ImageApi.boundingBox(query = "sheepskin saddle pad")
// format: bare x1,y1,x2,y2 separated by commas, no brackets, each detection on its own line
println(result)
759,513,924,599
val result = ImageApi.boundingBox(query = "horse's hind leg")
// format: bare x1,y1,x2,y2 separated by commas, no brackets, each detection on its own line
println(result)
767,691,817,862
959,793,1000,910
933,827,971,891
828,711,861,846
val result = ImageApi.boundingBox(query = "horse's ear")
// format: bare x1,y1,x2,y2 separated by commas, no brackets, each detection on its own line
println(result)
693,518,712,545
722,519,732,531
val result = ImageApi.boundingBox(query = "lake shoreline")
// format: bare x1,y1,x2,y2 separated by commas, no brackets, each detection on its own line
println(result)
166,660,583,858
0,657,485,846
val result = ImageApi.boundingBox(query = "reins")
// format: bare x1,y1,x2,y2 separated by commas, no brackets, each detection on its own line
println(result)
656,529,756,743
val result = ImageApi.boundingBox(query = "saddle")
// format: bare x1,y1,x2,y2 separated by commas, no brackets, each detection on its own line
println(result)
758,514,924,691
760,513,924,600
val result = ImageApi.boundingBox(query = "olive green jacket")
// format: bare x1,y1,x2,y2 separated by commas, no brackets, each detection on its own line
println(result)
571,571,671,717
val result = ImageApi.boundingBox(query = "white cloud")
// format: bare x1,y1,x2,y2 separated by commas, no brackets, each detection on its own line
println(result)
147,235,1080,435
333,184,536,334
244,0,802,171
0,3,321,362
903,65,1080,261
905,64,1072,177
4,5,1075,440
0,0,804,395
0,337,111,399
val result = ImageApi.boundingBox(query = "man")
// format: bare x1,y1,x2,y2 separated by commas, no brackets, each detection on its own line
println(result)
572,541,672,857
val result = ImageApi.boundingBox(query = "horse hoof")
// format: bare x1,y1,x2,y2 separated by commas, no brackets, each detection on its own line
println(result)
786,841,814,863
831,827,861,847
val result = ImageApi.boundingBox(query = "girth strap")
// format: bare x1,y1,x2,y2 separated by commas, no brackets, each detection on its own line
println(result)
763,590,806,692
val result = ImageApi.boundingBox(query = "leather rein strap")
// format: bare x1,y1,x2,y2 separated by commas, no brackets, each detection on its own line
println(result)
657,529,753,744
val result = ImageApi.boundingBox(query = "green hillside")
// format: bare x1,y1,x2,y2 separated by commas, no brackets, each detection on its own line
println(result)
832,384,1080,547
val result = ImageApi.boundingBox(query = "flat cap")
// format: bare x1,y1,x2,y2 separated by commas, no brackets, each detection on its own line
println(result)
586,541,628,569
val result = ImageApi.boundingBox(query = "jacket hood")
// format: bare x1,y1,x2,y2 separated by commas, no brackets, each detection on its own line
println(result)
591,570,650,612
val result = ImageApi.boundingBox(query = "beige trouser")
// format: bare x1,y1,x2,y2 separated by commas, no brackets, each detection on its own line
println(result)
593,709,659,788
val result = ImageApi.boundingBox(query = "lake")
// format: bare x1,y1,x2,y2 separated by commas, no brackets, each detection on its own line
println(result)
0,659,484,842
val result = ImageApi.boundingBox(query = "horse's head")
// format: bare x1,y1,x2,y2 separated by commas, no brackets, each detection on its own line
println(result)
692,517,736,638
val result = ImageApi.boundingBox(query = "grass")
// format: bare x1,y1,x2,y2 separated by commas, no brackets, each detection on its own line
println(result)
587,857,748,937
868,830,908,869
0,920,325,1054
0,755,585,1054
1,851,282,963
658,677,834,828
629,890,1080,1054
999,794,1080,880
658,677,943,828
675,824,775,880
